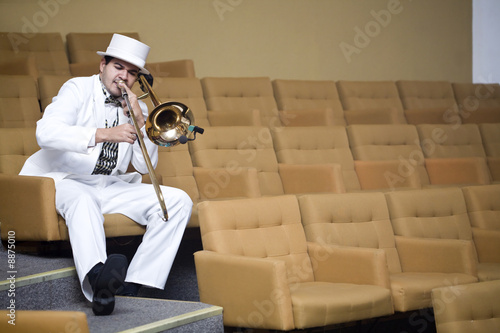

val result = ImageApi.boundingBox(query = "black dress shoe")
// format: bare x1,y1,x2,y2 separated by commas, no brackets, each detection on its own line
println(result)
117,282,141,297
91,254,128,316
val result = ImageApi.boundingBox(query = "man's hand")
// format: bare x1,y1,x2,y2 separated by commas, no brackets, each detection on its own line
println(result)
117,81,145,129
95,124,143,144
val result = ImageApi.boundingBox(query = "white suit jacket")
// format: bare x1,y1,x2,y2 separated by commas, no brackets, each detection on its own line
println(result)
20,74,158,184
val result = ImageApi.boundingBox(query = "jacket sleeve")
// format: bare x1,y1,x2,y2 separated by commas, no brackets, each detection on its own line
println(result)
36,78,97,154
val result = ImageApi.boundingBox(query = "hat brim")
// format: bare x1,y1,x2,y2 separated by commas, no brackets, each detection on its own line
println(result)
97,51,150,75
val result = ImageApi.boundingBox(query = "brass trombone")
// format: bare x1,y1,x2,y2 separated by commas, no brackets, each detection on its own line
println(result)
119,74,203,221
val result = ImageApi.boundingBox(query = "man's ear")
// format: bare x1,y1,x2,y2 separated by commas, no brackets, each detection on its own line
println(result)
99,57,106,73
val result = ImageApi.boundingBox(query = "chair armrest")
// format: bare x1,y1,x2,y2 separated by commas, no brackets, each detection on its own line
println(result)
425,157,491,185
193,167,261,199
395,236,478,276
472,228,500,263
307,242,391,289
278,163,346,194
354,160,422,190
194,250,294,331
207,109,262,126
0,174,61,241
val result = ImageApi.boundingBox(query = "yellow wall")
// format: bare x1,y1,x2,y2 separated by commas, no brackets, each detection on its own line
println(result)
0,0,472,82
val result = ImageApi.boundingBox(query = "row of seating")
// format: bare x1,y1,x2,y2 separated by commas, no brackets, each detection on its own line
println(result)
1,121,498,229
0,32,196,78
2,74,499,129
194,185,500,330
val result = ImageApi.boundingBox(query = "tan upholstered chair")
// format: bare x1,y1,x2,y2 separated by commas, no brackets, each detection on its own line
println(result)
195,195,394,330
0,32,70,77
396,80,460,124
189,126,346,198
462,184,500,281
0,310,89,333
385,187,491,281
432,280,500,333
416,124,492,186
0,75,41,127
337,80,406,124
0,54,38,77
346,124,427,190
271,126,360,191
298,192,478,312
201,77,279,127
479,123,500,182
272,79,346,126
452,83,500,123
0,128,145,242
38,75,73,112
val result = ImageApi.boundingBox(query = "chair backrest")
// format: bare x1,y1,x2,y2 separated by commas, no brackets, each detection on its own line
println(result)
416,124,486,158
155,144,200,227
0,127,39,174
146,59,196,78
0,75,41,127
397,80,457,110
385,187,473,241
133,77,210,128
298,192,402,274
272,79,346,126
347,124,429,185
396,80,459,124
271,126,360,191
189,126,284,196
0,32,70,76
479,123,500,157
337,80,406,124
201,77,280,127
452,83,500,123
38,75,73,112
198,195,314,282
432,280,500,333
462,184,500,231
66,32,140,63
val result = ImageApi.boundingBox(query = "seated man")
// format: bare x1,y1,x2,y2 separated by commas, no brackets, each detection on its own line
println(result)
20,34,193,315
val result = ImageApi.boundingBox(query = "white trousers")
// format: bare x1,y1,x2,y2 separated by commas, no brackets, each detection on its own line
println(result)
55,174,193,301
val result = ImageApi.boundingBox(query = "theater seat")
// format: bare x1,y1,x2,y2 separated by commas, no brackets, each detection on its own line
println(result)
452,82,500,123
299,192,478,312
0,310,89,333
272,79,346,126
396,80,460,124
0,75,41,127
462,184,500,281
195,195,394,330
0,128,145,242
432,280,500,333
337,80,407,124
201,77,280,127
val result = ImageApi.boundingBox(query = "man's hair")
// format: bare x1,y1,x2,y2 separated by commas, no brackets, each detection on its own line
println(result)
104,55,114,64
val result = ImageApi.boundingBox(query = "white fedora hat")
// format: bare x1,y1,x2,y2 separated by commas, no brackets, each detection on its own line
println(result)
97,33,150,74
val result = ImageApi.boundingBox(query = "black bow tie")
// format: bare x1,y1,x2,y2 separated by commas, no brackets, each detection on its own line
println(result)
105,96,123,107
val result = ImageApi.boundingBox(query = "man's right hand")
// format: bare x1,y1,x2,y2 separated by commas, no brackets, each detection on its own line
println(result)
95,123,142,144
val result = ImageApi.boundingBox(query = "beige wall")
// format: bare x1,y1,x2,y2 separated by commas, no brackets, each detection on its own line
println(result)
0,0,472,82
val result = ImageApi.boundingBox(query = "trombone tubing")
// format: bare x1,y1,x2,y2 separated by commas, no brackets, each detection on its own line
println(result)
119,81,169,221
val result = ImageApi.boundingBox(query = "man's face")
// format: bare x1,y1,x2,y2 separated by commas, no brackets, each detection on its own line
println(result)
99,57,140,97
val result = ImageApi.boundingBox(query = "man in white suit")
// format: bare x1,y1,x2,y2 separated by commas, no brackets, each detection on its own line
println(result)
20,34,193,315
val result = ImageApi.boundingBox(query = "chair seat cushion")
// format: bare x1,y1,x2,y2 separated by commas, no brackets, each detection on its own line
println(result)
390,272,478,312
478,263,500,282
290,281,393,329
